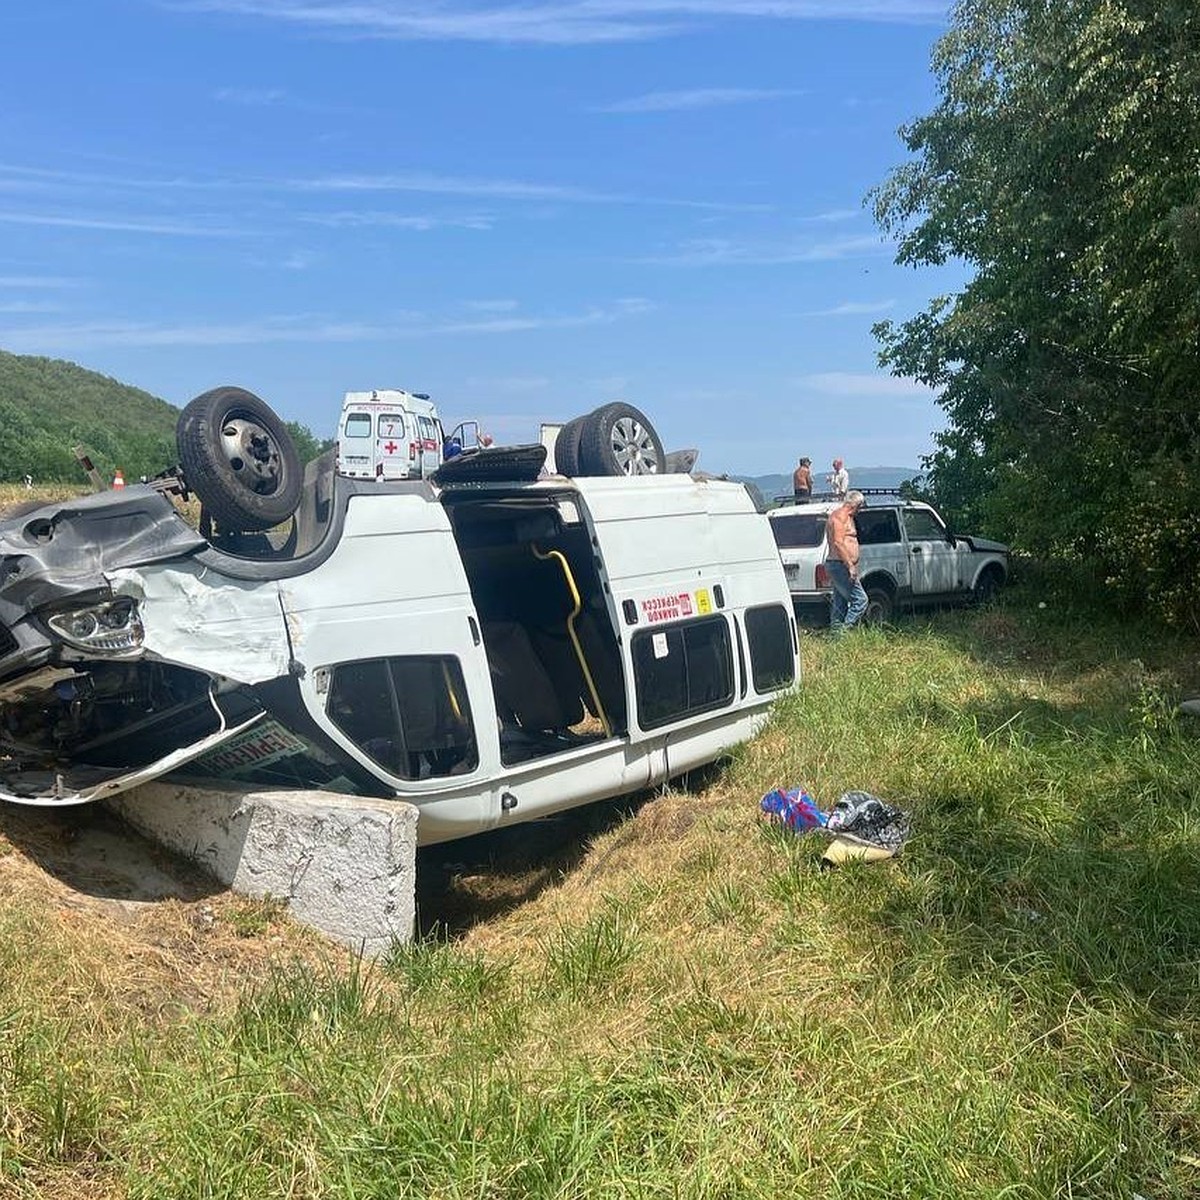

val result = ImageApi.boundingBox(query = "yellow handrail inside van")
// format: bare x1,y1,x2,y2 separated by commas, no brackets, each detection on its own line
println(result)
531,545,612,737
440,660,464,723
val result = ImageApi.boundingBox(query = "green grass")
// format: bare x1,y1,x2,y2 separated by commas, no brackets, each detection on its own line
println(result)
1,590,1199,1197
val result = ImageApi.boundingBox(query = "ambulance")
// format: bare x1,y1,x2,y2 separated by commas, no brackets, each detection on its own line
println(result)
336,389,444,481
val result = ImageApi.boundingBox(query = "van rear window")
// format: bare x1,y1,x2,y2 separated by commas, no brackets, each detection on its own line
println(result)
344,414,372,439
744,604,795,693
770,513,826,549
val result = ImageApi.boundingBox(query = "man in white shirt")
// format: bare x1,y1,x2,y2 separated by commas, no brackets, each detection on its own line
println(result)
828,458,850,497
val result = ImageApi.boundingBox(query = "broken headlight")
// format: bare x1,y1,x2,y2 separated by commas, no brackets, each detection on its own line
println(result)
47,598,144,655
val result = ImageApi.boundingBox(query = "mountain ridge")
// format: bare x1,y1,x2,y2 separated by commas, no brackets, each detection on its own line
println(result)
735,465,922,505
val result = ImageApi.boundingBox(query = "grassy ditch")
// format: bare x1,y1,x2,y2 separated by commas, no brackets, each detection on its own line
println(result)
0,593,1198,1198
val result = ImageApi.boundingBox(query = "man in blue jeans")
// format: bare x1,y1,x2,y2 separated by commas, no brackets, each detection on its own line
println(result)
824,490,868,634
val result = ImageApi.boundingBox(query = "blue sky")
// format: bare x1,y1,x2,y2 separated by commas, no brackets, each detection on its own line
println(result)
0,0,960,477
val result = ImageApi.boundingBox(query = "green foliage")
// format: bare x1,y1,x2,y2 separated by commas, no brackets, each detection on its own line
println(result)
0,350,179,483
0,350,330,485
284,420,334,466
872,1,1200,629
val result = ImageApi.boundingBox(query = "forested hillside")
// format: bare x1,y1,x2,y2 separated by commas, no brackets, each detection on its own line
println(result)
0,351,178,483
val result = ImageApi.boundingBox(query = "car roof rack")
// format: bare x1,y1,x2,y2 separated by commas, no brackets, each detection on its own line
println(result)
770,487,910,507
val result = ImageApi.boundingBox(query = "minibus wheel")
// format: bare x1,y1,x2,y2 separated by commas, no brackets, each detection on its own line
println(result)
578,402,665,476
553,415,587,476
177,386,302,532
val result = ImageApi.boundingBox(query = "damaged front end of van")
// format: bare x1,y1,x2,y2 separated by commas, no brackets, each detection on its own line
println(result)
0,489,281,805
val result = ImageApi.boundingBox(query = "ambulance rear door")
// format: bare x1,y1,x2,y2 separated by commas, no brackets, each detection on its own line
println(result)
375,407,415,480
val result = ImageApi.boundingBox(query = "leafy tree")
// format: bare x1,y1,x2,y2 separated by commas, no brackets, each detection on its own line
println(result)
872,1,1200,628
285,420,335,466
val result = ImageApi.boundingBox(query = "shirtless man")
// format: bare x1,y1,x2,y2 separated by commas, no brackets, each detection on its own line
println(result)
792,457,813,501
824,490,868,634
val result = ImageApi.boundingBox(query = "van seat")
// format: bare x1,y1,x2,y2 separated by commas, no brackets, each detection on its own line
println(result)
482,620,583,732
528,611,625,731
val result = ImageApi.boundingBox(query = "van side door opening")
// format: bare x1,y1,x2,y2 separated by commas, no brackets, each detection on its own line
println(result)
442,491,628,766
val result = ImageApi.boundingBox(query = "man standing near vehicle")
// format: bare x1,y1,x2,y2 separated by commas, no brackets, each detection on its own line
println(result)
828,458,850,498
825,490,868,634
792,456,813,501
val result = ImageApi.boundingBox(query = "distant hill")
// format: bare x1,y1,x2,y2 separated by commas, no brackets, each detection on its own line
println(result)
737,466,922,507
0,350,179,484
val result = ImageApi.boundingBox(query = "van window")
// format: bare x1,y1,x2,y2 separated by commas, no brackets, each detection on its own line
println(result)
326,656,478,781
417,415,435,443
856,509,902,546
344,413,372,439
632,615,734,730
744,605,795,693
377,412,405,438
770,513,826,549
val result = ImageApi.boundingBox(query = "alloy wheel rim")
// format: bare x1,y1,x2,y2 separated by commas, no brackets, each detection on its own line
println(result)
609,417,661,475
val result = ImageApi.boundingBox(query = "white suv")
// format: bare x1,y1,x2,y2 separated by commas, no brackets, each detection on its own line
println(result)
767,494,1008,623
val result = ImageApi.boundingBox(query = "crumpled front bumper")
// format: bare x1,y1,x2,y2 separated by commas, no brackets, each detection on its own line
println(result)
0,489,240,804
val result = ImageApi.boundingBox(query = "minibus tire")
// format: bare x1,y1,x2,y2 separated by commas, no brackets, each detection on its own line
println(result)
177,386,303,532
553,416,587,476
578,402,665,476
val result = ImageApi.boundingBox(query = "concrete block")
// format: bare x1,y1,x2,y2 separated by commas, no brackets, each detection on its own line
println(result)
106,781,418,957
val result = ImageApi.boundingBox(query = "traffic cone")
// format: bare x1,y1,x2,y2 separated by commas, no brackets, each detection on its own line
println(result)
113,468,125,490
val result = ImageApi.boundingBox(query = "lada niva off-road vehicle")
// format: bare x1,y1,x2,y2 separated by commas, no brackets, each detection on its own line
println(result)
0,388,798,843
768,493,1008,623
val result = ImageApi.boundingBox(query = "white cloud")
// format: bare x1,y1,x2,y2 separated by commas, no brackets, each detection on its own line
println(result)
0,211,252,237
800,300,895,317
0,298,653,351
0,300,62,314
0,275,81,289
299,210,494,231
464,299,520,313
0,160,766,214
0,318,382,350
642,232,889,265
214,86,288,105
795,371,936,399
596,87,804,113
292,173,764,212
798,208,862,223
168,1,948,46
291,171,612,203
